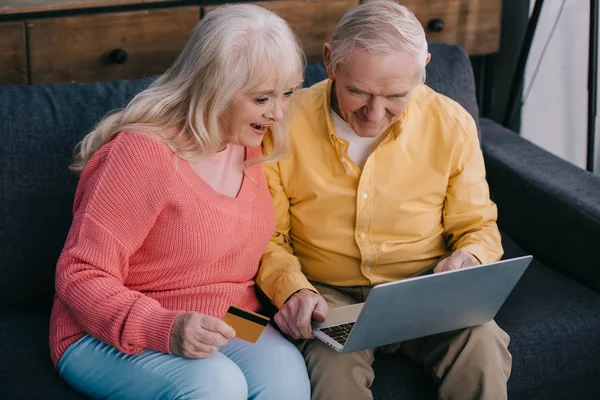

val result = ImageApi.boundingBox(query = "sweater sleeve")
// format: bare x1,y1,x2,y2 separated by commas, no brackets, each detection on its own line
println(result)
55,132,181,355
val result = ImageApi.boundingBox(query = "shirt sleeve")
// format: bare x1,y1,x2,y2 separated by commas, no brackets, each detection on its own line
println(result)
55,133,181,355
443,115,504,264
257,138,316,309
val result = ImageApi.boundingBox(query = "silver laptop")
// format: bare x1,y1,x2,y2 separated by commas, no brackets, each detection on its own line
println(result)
312,255,532,353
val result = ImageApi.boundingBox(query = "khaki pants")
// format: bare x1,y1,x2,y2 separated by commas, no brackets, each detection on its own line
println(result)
297,282,512,400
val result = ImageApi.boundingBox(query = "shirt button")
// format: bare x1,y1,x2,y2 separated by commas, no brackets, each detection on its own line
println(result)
361,193,368,200
359,233,366,239
365,267,372,273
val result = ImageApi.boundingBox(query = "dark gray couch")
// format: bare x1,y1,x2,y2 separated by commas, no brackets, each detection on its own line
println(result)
1,43,600,399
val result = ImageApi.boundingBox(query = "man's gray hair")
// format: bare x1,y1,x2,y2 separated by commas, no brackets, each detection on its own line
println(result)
329,0,428,83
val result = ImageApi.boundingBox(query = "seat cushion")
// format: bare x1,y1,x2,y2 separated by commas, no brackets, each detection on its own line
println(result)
0,310,86,399
497,235,600,399
370,234,600,400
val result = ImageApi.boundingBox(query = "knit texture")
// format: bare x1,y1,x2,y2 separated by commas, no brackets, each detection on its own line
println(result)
49,132,274,367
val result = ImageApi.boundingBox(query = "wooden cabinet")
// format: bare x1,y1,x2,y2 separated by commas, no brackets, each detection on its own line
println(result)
27,7,200,84
0,22,28,85
374,0,502,55
206,0,357,64
0,0,501,85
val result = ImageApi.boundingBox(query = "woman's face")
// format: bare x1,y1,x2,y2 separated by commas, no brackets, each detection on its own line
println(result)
220,78,294,148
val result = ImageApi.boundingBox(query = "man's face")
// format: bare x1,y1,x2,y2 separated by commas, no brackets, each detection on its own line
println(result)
325,46,424,138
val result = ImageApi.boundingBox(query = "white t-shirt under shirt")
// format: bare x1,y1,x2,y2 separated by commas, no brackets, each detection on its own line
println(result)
330,108,379,168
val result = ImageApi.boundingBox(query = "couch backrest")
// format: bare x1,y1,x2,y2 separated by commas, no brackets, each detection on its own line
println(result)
0,43,478,310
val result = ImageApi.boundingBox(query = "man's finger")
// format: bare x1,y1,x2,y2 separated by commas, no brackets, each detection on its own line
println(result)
296,302,316,338
275,310,297,338
461,253,480,268
282,304,304,339
434,258,448,273
273,312,287,335
312,297,328,322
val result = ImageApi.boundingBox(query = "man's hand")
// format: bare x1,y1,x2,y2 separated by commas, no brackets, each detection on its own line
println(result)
170,311,236,359
433,249,481,273
274,289,328,340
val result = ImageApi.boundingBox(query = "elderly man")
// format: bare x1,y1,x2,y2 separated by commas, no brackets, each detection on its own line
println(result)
258,1,510,399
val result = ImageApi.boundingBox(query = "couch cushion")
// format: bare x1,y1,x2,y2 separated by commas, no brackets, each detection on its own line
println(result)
0,310,86,399
498,235,600,399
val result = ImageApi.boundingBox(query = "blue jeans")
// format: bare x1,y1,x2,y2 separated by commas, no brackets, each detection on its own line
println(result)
57,324,311,400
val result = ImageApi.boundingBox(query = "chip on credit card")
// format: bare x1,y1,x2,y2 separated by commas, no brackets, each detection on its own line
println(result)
222,305,270,343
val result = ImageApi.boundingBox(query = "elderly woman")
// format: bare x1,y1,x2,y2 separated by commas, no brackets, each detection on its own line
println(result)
49,4,310,399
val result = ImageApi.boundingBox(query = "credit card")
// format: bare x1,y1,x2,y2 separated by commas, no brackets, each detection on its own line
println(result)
222,305,270,343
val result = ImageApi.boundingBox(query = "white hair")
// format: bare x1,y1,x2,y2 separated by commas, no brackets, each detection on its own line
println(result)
71,3,305,173
329,0,428,83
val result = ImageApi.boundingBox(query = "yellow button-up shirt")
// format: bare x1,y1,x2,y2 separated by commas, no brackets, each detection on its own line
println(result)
258,79,503,308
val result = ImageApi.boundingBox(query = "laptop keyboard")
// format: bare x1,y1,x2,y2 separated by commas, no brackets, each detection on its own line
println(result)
319,322,355,345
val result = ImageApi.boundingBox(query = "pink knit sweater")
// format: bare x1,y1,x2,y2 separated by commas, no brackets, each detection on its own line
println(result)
49,132,275,367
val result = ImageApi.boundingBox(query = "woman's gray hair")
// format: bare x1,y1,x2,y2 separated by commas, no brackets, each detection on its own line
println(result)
71,4,305,173
328,0,428,83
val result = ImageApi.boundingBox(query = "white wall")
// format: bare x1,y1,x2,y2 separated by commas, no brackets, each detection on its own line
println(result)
521,0,600,175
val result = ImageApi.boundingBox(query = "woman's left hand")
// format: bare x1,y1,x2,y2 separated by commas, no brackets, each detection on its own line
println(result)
170,311,236,358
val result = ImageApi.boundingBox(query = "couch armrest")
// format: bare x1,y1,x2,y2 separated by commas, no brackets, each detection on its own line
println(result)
480,118,600,293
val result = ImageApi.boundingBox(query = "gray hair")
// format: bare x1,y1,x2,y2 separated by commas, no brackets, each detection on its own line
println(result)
71,3,305,173
329,0,428,83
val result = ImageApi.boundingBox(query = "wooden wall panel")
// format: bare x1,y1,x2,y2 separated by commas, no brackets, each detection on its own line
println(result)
0,22,28,85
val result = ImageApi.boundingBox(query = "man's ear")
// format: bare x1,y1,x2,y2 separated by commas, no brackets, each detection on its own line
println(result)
323,43,335,81
425,52,432,66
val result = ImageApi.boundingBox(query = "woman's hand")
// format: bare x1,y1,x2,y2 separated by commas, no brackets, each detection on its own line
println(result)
169,312,236,358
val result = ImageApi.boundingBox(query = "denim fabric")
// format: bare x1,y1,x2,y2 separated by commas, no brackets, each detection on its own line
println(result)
57,325,310,400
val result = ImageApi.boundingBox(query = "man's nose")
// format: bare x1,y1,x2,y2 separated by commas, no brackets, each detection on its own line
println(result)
364,96,386,122
265,101,284,122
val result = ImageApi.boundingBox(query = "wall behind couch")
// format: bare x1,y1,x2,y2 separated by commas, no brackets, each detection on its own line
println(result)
521,0,600,175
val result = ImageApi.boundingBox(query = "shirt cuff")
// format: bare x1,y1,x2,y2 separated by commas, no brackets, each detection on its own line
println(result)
273,274,317,309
